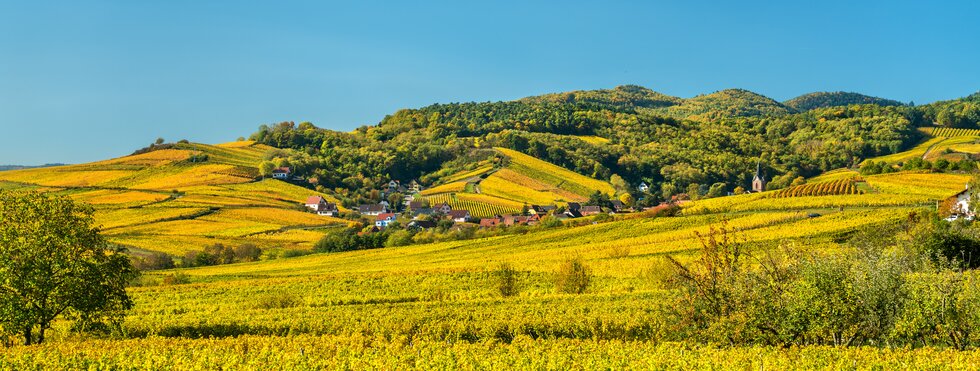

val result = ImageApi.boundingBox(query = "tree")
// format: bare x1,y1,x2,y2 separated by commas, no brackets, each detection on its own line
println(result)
733,186,746,195
258,161,276,178
687,183,701,200
0,191,137,345
619,193,634,206
154,137,165,145
386,192,404,212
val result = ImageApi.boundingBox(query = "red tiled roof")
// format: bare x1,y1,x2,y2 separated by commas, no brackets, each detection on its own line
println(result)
305,196,325,204
376,213,397,221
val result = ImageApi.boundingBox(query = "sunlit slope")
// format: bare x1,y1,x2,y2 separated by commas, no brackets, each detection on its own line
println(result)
479,147,615,205
0,141,343,255
865,127,980,164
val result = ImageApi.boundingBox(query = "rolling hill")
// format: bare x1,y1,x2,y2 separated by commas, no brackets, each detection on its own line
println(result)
0,141,345,256
784,91,904,111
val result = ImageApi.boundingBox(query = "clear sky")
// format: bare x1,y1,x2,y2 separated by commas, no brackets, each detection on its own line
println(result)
1,1,977,165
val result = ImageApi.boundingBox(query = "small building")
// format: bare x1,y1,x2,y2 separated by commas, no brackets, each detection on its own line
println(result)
408,200,428,211
407,220,437,230
529,204,556,216
580,205,603,216
610,200,627,213
407,180,423,194
446,210,471,223
480,217,504,228
945,185,974,221
375,213,398,228
752,162,767,193
271,167,291,179
304,196,337,216
637,182,650,193
437,202,453,214
358,204,389,216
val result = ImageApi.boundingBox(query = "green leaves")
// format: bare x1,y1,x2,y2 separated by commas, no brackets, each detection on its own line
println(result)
0,191,138,345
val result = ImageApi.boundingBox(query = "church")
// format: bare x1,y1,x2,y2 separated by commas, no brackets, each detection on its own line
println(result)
752,162,766,192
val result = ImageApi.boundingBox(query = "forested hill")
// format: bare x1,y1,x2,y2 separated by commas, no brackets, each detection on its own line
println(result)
249,85,977,206
784,92,904,111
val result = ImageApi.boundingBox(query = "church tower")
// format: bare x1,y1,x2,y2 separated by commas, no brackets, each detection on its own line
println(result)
752,162,766,192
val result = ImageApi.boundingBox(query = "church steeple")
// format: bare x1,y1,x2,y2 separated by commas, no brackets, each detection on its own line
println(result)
752,161,766,192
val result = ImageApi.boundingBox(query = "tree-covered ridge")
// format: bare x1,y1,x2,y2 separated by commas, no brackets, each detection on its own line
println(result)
519,85,682,109
784,91,904,111
919,91,980,128
251,85,919,207
643,89,792,121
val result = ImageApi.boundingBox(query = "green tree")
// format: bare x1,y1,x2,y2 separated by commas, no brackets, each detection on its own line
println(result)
0,191,137,345
258,161,276,178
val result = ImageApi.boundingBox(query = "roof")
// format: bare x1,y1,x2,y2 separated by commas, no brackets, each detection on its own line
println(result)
409,220,437,228
272,167,291,173
567,202,581,211
358,204,387,213
447,210,470,219
376,213,397,221
581,205,602,213
753,161,766,181
305,196,326,205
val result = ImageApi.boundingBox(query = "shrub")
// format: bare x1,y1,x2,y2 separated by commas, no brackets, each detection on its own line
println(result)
234,244,263,262
254,293,302,309
162,272,191,285
555,257,591,294
494,263,519,297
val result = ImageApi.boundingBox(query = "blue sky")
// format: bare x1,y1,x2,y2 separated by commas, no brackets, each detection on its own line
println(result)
1,1,978,165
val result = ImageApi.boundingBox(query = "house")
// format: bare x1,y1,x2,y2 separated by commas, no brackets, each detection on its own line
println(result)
407,220,437,230
271,167,291,179
358,204,389,216
412,208,436,219
529,204,556,216
610,200,627,213
637,182,650,193
567,202,581,212
375,213,398,228
407,180,423,194
480,217,504,228
437,202,453,214
945,185,974,221
446,210,471,223
408,200,428,211
503,214,539,226
580,205,603,216
304,196,337,216
752,161,767,192
387,180,400,192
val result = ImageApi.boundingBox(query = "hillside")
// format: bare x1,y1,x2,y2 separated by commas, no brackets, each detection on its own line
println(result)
644,88,792,120
252,86,921,211
0,141,345,256
784,91,904,111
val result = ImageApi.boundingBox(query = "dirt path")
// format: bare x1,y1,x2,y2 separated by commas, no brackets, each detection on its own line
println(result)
921,138,947,160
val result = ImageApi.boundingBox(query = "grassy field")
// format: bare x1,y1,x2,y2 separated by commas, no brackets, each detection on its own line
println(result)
0,141,342,255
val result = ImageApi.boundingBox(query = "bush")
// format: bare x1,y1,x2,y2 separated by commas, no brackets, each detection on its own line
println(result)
494,263,519,297
162,272,190,285
254,293,302,309
133,252,176,271
555,257,591,294
234,244,263,262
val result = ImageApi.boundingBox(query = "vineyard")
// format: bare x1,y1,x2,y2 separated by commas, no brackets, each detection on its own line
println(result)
421,193,523,218
769,179,860,198
0,141,343,255
932,127,980,137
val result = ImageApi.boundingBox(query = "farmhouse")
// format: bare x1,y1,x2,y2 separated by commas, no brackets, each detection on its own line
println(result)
304,196,337,216
358,203,389,216
446,210,471,223
529,204,556,216
611,200,627,213
375,213,398,228
637,182,650,193
407,220,437,230
271,167,291,179
580,205,602,216
945,185,974,221
407,180,423,193
437,202,453,214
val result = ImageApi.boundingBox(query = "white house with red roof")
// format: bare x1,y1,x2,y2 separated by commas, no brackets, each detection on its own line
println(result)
272,167,291,179
304,196,337,216
375,213,398,228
